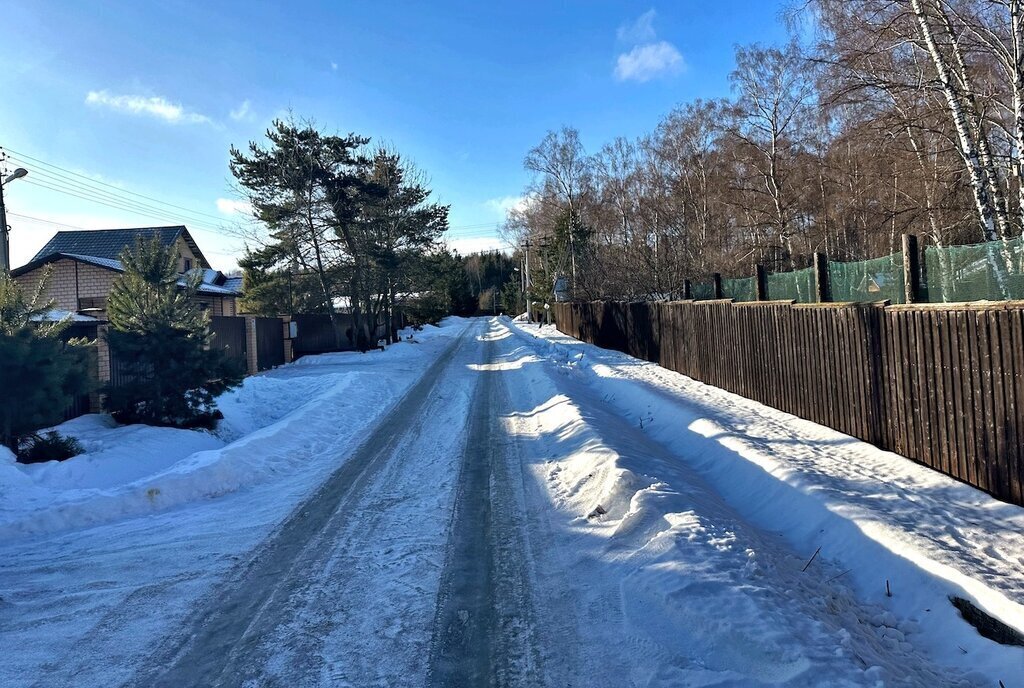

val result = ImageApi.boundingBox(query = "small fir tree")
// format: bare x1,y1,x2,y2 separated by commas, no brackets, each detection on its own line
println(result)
104,238,244,427
0,271,91,453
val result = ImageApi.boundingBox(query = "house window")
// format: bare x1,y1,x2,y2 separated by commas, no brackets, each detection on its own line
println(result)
183,258,193,271
78,296,106,312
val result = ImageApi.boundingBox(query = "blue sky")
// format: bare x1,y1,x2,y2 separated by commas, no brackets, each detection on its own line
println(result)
1,1,790,270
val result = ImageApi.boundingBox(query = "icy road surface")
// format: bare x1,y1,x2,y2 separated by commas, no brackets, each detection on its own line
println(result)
1,317,1022,686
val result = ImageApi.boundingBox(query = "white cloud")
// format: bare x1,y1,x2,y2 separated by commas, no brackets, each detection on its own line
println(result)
330,61,338,71
484,195,530,216
617,9,657,44
614,41,685,82
216,198,253,216
85,90,210,124
229,100,251,121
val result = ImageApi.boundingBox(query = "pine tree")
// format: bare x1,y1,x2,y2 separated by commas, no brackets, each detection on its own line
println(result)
0,271,91,452
104,238,244,427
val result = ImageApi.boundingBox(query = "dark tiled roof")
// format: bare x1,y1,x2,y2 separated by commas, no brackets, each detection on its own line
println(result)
30,226,209,266
10,252,125,278
63,253,124,271
11,252,242,297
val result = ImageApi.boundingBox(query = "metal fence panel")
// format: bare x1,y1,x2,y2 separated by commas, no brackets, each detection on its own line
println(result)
210,316,247,366
255,317,285,371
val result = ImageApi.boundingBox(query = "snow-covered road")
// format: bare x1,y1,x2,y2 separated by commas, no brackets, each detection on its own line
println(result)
2,317,1022,686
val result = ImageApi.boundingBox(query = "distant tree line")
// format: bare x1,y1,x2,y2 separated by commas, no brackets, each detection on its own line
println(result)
505,0,1024,300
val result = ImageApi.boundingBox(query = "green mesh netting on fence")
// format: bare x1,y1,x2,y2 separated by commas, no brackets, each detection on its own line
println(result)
721,276,757,302
921,237,1024,302
766,267,816,302
691,282,716,300
829,253,905,304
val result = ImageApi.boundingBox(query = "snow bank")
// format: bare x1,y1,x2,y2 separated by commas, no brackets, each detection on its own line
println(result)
504,317,1024,685
0,320,467,540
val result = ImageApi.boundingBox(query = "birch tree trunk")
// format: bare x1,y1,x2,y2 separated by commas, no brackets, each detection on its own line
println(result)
1012,0,1024,232
911,0,1000,242
930,0,1011,240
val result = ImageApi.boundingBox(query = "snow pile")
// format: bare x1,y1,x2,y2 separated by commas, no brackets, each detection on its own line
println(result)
0,319,467,540
502,317,1024,685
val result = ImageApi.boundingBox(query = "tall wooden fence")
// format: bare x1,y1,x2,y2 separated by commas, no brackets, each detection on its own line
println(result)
554,300,1024,507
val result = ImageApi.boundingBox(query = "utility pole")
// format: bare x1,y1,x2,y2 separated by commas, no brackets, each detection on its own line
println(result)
568,209,577,298
0,165,29,275
0,179,10,275
523,239,532,323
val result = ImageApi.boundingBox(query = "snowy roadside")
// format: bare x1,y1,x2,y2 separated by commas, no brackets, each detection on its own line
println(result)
0,318,467,540
502,317,1024,685
0,318,470,686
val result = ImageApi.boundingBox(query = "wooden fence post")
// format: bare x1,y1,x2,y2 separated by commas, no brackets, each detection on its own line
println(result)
712,273,723,299
683,279,692,300
755,265,767,301
902,234,920,304
813,252,829,302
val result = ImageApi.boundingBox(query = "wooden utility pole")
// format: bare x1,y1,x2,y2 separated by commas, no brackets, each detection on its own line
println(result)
712,273,723,299
813,252,829,302
523,239,533,323
902,234,920,304
755,265,767,301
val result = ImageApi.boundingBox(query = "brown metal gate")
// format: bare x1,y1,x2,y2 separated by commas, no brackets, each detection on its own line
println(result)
209,316,247,367
255,317,285,371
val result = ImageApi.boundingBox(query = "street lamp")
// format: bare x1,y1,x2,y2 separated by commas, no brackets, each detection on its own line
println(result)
0,167,29,274
4,168,28,184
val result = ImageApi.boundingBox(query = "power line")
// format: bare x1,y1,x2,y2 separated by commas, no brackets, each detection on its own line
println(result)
4,144,511,239
14,163,228,231
20,176,224,232
21,178,225,234
1,146,230,224
14,171,228,236
6,212,89,230
448,221,503,231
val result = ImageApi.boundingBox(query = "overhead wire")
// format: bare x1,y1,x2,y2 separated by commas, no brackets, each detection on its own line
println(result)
20,178,226,235
4,145,510,246
18,175,223,231
2,146,231,224
12,163,227,228
6,212,89,230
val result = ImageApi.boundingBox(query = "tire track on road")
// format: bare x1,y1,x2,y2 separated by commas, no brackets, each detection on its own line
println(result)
427,324,545,687
131,323,473,688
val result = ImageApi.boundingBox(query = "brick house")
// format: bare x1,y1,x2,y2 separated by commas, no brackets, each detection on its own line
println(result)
11,226,242,319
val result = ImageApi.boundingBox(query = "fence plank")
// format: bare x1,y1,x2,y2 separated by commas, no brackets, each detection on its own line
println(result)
947,311,969,485
1010,311,1024,503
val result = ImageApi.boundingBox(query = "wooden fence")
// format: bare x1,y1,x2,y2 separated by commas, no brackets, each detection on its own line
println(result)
554,299,1024,507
